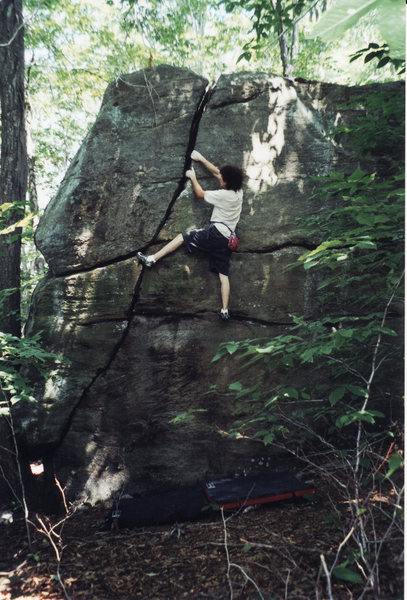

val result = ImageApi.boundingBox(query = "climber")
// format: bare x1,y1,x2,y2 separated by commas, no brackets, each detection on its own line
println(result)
137,150,244,321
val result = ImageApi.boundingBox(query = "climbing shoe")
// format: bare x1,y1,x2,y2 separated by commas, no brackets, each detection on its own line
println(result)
137,252,156,268
220,309,230,321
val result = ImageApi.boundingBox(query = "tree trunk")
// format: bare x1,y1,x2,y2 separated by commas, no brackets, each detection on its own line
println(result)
270,0,290,76
26,106,39,217
0,0,27,337
269,0,299,78
290,1,299,69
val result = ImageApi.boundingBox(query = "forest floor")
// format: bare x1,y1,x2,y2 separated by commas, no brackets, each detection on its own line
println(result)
0,475,403,600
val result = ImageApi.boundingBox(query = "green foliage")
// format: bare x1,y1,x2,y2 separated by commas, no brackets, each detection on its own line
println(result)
208,84,404,595
0,328,63,411
24,0,131,199
384,453,404,479
119,0,257,76
221,0,313,71
0,288,19,319
212,89,404,448
0,207,36,237
333,562,364,584
307,0,405,61
220,0,404,81
213,308,400,441
169,408,208,425
350,43,405,75
298,169,403,312
293,33,331,79
1,179,45,322
0,198,26,238
223,0,308,50
328,90,404,163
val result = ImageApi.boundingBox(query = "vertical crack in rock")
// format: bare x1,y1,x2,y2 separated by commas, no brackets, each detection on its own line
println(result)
141,82,216,251
51,82,217,455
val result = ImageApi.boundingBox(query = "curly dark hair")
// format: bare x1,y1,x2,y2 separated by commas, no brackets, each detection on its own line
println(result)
220,165,245,191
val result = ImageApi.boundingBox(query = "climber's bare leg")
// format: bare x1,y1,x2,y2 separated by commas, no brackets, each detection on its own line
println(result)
219,273,230,311
137,233,184,268
153,233,184,262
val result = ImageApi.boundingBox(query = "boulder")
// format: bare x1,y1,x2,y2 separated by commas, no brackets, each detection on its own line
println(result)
19,66,402,502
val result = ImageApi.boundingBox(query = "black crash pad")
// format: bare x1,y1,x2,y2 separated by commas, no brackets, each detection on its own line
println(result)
107,485,207,529
204,471,314,509
107,472,315,529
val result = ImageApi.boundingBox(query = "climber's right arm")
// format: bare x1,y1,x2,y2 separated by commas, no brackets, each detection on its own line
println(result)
191,150,221,181
185,167,205,198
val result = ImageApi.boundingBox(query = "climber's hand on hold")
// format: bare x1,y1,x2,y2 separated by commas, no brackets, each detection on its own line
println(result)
191,150,204,161
191,152,220,180
186,167,205,198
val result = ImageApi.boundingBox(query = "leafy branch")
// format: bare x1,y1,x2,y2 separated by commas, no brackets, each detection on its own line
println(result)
207,87,404,596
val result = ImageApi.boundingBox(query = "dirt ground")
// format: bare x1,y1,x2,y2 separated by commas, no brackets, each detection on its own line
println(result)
0,477,403,600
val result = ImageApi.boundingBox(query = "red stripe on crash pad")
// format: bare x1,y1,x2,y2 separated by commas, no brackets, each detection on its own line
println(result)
204,487,315,510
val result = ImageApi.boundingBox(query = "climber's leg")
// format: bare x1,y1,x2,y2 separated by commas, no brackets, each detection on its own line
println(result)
219,273,230,320
153,233,184,261
137,233,184,267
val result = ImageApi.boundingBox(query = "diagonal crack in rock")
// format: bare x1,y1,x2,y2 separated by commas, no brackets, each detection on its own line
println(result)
37,81,217,456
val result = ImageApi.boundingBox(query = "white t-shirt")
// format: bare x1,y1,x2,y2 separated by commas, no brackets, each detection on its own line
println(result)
204,188,243,239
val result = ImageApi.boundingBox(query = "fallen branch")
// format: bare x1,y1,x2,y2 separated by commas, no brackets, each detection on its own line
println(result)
28,477,78,600
320,554,333,600
240,537,335,556
221,508,264,600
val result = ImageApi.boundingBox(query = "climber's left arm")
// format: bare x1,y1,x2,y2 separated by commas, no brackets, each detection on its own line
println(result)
186,167,205,199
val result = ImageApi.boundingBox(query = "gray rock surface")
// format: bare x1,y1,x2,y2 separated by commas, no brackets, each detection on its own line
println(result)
35,66,209,274
20,66,401,502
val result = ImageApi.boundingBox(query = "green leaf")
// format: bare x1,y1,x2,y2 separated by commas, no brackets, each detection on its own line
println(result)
307,0,381,42
169,408,207,425
377,0,406,59
265,395,278,407
225,342,241,355
376,56,391,68
229,381,243,392
0,202,14,213
333,565,364,584
346,385,367,398
280,387,299,400
336,408,385,428
237,51,252,63
336,328,354,338
0,213,36,235
349,167,369,182
385,454,403,479
300,348,318,363
329,387,346,405
364,50,380,63
262,432,275,445
211,350,225,363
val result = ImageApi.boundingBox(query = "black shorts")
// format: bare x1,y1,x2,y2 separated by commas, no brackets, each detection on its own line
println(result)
182,224,232,276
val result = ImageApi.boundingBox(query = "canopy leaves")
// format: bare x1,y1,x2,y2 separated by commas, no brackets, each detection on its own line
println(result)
308,0,405,59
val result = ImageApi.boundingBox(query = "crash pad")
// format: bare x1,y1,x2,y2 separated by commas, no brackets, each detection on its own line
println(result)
107,471,315,529
204,471,315,509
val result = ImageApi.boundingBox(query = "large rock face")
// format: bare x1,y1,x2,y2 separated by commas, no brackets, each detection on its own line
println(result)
20,65,400,503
